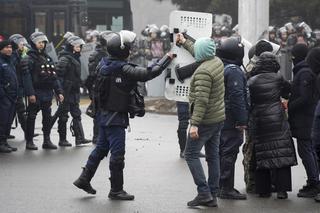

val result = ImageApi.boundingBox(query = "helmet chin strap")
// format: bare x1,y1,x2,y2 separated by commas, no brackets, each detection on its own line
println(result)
120,34,125,50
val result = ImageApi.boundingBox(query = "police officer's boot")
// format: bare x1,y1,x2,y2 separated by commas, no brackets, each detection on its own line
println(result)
26,140,38,150
0,140,12,153
72,119,92,146
108,160,134,200
42,135,57,150
73,167,96,194
177,130,186,158
58,121,72,147
92,119,99,145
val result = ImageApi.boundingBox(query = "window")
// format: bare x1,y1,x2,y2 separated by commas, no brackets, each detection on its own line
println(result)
35,12,47,33
53,11,65,37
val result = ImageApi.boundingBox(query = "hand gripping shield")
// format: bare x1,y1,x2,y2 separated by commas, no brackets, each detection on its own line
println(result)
165,11,212,102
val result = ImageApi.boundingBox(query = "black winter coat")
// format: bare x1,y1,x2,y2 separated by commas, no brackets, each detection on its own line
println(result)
288,61,318,139
248,55,297,170
85,45,108,94
21,49,62,96
56,50,82,94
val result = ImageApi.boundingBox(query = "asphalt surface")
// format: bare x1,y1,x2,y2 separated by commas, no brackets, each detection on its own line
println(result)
1,111,320,213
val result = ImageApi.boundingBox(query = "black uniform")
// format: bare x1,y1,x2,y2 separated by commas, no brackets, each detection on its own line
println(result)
56,48,90,146
22,48,63,149
86,44,108,144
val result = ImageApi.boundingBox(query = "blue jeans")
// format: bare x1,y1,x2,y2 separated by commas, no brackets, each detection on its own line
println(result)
185,121,224,196
176,101,189,152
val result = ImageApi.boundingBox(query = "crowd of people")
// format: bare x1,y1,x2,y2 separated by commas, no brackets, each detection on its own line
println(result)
1,19,320,208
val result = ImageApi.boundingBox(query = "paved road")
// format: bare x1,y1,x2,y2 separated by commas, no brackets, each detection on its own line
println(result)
1,112,319,213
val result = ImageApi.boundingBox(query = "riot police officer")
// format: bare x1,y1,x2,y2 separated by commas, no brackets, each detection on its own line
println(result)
85,31,111,144
0,40,18,153
73,30,174,200
22,32,64,150
56,35,91,146
216,37,249,200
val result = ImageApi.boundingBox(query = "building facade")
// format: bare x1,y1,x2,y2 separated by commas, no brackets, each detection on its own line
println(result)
0,0,132,44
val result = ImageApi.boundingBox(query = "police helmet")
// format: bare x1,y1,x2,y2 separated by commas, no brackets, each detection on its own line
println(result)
99,30,113,47
67,36,85,47
160,25,169,38
30,32,49,45
9,34,28,46
9,34,28,50
106,30,136,59
216,36,244,64
63,31,74,39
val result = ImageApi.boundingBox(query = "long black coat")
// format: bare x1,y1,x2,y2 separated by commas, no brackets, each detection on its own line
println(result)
288,61,318,139
248,54,297,170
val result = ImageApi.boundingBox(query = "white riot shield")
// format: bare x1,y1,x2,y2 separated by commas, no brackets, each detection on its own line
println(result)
80,42,96,82
165,10,212,102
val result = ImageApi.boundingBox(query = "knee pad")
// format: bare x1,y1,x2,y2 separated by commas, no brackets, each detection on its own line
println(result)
59,115,69,124
110,155,125,171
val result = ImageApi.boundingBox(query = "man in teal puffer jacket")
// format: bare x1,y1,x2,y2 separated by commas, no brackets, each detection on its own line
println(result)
176,33,225,207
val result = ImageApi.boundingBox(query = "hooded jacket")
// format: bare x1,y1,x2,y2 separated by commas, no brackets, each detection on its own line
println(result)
288,60,318,139
183,39,225,126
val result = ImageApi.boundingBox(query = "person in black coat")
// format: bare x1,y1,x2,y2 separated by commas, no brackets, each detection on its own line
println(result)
22,32,64,150
288,44,320,197
248,52,297,199
216,37,249,200
56,36,91,146
85,31,111,144
306,47,320,202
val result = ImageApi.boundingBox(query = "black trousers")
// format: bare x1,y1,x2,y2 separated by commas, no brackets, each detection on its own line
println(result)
255,167,292,194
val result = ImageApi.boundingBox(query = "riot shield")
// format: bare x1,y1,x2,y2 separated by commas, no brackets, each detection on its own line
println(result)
80,42,96,82
165,10,212,102
45,42,58,63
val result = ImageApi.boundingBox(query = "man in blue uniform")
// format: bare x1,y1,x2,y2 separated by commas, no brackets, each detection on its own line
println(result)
73,30,174,200
0,40,18,153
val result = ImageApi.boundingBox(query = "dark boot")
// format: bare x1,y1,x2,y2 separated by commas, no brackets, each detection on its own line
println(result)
42,135,57,150
59,139,72,147
297,182,320,198
73,167,96,194
277,191,288,199
0,140,12,153
58,128,72,147
72,119,92,146
92,119,99,144
108,161,134,201
218,188,247,200
26,140,38,150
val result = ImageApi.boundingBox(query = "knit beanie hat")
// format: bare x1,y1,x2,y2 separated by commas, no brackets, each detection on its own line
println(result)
0,40,11,51
306,47,320,74
291,43,308,65
194,37,216,62
255,40,273,56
